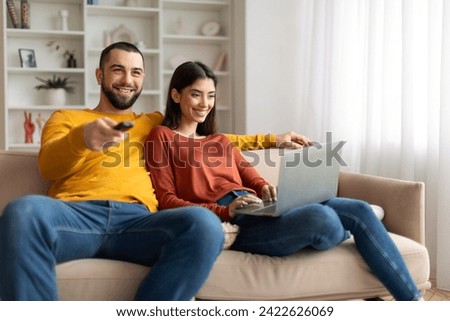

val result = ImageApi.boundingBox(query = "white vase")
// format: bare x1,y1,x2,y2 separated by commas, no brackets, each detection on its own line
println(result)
45,88,66,106
59,9,69,31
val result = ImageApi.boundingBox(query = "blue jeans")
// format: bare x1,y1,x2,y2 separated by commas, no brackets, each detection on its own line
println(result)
0,195,224,300
218,192,422,301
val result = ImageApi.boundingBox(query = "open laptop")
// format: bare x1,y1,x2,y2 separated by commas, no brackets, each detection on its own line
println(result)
235,141,343,217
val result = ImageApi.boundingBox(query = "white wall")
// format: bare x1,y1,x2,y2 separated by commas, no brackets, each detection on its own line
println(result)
238,0,305,135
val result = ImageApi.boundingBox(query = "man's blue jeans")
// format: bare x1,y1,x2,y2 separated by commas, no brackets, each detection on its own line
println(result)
219,192,422,301
0,195,224,300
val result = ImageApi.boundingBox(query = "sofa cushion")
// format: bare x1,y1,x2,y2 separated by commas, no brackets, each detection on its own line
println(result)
57,259,149,301
56,233,429,301
196,233,429,301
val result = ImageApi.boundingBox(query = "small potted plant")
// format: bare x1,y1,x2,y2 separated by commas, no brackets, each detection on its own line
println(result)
35,74,75,106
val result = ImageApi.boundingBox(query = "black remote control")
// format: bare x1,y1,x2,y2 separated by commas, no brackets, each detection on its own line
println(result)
113,121,134,131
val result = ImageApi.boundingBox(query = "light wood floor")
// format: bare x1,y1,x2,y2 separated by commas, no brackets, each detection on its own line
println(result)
381,278,450,301
422,286,450,301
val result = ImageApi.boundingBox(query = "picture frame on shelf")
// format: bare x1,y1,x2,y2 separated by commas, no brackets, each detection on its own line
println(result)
18,48,36,68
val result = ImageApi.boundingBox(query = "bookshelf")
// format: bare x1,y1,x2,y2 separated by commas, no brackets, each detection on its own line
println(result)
0,0,233,150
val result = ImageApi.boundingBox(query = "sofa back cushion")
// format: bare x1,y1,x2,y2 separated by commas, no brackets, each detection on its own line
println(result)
242,148,282,186
0,148,283,213
0,149,282,213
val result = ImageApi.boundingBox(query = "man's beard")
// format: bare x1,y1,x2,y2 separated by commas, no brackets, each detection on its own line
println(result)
101,83,142,111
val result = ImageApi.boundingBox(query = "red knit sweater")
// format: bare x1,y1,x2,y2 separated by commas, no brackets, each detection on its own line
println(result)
146,126,269,221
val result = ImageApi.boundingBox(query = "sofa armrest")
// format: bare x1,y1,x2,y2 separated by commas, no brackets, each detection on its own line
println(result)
0,150,49,213
338,171,425,245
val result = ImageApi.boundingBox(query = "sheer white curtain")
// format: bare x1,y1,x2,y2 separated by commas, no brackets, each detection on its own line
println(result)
294,0,450,289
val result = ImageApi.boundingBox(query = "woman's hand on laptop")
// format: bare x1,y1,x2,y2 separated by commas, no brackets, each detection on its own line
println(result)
228,194,263,218
261,184,277,202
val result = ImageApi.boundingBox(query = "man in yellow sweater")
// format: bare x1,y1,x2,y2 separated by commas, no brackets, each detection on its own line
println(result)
0,42,310,300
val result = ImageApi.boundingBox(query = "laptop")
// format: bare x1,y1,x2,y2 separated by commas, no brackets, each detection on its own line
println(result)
235,141,343,217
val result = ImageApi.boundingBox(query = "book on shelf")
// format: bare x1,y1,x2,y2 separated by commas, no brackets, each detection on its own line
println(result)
214,50,227,72
20,0,30,29
6,0,20,28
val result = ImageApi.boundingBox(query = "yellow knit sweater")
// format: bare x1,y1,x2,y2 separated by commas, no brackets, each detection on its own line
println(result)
39,109,275,212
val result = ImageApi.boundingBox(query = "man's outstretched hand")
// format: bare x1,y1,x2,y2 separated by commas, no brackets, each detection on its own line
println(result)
275,131,312,149
83,117,126,151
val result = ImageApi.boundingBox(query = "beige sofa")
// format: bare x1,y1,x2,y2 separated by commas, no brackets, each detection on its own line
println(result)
0,149,430,300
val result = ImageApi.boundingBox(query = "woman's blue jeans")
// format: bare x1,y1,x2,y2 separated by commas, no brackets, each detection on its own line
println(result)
219,192,422,301
0,195,224,301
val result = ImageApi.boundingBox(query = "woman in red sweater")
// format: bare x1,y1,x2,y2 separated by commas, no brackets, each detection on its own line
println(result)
145,61,422,300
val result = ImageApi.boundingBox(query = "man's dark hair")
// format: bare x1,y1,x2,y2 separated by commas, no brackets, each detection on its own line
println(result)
99,41,144,70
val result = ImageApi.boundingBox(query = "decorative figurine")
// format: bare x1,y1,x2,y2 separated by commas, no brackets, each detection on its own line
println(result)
24,111,35,144
175,16,183,35
36,113,45,144
104,30,112,47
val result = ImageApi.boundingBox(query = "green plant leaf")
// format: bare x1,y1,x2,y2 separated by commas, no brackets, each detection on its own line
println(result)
34,74,75,93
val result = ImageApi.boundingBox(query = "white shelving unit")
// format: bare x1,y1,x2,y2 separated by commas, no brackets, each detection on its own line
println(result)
0,0,233,150
162,0,232,132
85,0,161,116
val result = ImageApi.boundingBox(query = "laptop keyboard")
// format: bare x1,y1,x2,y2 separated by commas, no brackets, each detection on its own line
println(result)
253,203,276,213
236,201,279,217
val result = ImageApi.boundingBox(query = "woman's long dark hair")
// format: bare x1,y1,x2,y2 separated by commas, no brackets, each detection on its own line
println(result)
162,61,218,136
